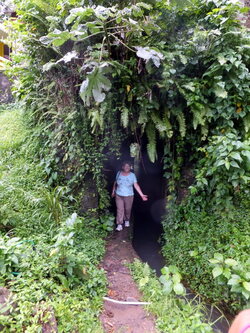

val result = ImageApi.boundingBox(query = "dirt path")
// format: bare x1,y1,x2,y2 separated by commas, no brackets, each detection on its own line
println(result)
100,228,157,333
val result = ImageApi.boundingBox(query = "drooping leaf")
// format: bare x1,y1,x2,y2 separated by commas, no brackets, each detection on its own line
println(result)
79,63,111,106
56,51,79,64
135,47,164,68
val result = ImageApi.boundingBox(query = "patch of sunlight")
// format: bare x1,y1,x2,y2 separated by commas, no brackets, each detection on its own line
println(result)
0,107,27,150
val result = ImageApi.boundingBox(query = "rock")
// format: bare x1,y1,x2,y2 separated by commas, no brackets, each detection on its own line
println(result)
79,175,99,213
0,73,13,103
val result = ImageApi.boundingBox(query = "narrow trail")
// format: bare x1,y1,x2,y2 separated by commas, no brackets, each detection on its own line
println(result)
100,228,156,333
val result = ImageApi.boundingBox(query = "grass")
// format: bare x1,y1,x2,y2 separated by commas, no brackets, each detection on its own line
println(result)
0,107,27,150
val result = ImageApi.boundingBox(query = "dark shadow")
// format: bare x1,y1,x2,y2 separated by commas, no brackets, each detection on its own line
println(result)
132,148,166,276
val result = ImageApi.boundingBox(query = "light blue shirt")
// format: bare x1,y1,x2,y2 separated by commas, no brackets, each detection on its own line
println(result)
115,171,137,197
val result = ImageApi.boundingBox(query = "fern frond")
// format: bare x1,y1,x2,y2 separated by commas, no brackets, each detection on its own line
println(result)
146,123,157,163
138,110,148,125
88,108,104,133
121,107,129,128
170,107,186,137
191,103,206,130
176,111,186,138
163,110,173,138
151,113,165,138
201,123,208,140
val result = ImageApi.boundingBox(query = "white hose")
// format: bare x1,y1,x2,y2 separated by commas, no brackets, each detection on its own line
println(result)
103,296,151,305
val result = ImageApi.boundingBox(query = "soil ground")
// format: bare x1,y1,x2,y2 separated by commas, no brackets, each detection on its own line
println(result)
100,227,156,333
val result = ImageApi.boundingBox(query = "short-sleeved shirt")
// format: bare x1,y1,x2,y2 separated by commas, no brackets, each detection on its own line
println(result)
115,171,137,197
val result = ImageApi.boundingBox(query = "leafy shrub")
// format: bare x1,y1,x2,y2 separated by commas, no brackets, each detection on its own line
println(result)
159,265,186,296
209,253,250,301
129,259,217,333
162,197,250,313
5,0,250,211
0,106,108,331
190,133,250,209
0,236,24,277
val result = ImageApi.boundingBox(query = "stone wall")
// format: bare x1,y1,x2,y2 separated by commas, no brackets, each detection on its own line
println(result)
0,72,13,103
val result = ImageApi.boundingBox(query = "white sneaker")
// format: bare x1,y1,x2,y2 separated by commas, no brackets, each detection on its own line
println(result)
116,224,123,231
125,221,130,227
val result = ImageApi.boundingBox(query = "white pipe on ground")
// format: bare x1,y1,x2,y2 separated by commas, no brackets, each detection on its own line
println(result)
103,297,151,305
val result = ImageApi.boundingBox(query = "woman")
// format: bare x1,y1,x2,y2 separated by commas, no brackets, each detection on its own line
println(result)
112,161,148,231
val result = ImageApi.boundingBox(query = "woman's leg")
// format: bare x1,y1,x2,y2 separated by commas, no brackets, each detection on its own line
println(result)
115,194,124,225
124,195,134,222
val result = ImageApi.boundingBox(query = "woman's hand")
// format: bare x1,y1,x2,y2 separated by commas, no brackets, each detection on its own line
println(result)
141,194,148,201
111,190,115,198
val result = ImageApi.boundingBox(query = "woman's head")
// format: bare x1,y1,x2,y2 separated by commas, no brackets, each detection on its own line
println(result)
121,161,132,172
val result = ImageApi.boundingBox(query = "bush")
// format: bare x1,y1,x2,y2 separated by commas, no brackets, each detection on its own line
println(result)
162,196,250,313
129,259,217,333
0,106,108,332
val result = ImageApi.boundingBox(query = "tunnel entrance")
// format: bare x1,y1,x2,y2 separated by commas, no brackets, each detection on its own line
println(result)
104,135,167,275
132,141,166,275
104,137,230,333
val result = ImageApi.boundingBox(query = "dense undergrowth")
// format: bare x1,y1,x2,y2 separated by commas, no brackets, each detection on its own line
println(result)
0,105,110,332
129,259,220,333
1,0,250,329
162,197,250,315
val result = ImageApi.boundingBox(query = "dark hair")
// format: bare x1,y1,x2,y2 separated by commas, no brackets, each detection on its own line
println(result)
121,160,132,168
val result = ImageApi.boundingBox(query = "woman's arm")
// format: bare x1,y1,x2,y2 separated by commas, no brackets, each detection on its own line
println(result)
134,182,148,201
111,181,116,197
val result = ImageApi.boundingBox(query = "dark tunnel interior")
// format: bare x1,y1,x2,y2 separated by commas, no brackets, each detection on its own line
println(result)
104,136,167,275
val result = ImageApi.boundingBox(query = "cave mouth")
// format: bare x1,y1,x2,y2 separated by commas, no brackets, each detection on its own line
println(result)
132,141,166,276
104,135,167,275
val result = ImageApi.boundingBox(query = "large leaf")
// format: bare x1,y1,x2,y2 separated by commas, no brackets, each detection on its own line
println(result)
65,7,94,25
212,266,223,278
243,281,250,292
214,86,228,98
40,29,73,47
173,282,185,295
162,280,173,294
135,47,164,68
79,63,111,106
224,258,238,267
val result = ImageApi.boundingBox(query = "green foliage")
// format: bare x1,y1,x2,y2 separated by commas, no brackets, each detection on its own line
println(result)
0,236,24,276
129,259,218,333
43,186,66,224
190,132,250,209
99,214,115,232
162,196,250,313
0,106,53,234
209,253,250,301
6,0,250,208
159,265,186,296
0,105,108,332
